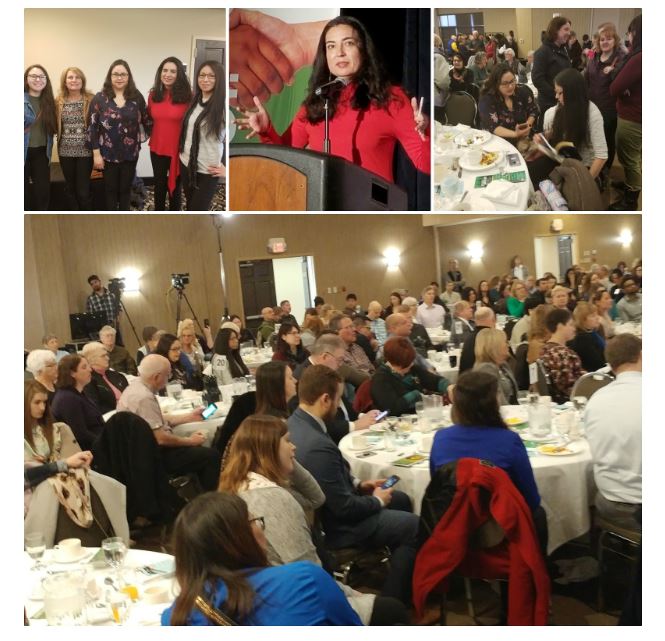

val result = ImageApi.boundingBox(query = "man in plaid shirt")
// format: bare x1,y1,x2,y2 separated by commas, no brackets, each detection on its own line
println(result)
86,274,122,344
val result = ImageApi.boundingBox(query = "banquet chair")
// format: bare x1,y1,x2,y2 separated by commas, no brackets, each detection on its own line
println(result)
535,359,554,396
594,511,641,612
443,91,477,127
434,105,447,125
517,83,534,101
352,379,374,415
570,372,613,401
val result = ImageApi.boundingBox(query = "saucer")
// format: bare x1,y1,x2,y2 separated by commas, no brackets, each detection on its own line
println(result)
349,444,373,452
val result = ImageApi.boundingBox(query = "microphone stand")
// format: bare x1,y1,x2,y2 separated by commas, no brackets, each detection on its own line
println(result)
323,98,331,154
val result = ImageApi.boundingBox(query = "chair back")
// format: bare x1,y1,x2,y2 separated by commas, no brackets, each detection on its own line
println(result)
570,372,613,400
535,359,553,396
434,105,447,124
517,83,534,100
352,379,374,415
443,91,477,127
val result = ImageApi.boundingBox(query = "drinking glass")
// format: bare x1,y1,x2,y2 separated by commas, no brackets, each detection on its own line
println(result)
108,592,131,625
166,382,183,401
43,573,87,625
102,537,127,579
517,391,530,407
25,532,46,570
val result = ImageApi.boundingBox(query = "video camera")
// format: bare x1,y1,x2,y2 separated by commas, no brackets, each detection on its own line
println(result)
108,277,126,297
171,273,190,290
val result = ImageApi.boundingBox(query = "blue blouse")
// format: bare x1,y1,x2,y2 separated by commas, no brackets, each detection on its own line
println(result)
88,92,151,162
430,424,541,510
161,561,362,626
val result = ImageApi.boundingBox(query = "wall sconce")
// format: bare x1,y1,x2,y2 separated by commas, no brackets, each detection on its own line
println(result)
220,213,233,219
119,267,141,293
467,240,484,261
383,247,401,271
619,228,633,247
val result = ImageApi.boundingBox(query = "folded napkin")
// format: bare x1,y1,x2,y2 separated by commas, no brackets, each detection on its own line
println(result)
482,180,520,206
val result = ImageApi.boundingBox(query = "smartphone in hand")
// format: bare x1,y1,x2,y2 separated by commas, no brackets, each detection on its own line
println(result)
381,475,401,490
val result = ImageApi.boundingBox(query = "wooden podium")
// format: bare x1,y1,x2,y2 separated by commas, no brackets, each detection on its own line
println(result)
229,144,408,211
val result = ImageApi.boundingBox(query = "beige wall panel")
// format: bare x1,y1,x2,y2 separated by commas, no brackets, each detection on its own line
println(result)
436,214,642,286
24,217,47,348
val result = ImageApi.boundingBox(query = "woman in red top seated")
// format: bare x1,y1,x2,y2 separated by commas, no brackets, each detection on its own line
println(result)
147,57,192,210
236,16,430,183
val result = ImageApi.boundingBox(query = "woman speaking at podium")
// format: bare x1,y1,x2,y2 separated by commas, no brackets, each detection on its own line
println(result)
235,16,430,184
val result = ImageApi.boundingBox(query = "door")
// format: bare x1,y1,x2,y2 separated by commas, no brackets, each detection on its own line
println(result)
557,235,574,279
192,38,225,85
239,260,276,333
534,234,577,280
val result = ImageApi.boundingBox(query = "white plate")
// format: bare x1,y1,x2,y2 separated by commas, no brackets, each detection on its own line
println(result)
52,547,91,564
349,444,373,452
537,441,583,456
519,432,560,443
454,130,491,147
459,151,503,171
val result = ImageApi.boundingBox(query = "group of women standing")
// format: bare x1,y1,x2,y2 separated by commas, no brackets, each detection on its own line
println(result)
24,57,225,211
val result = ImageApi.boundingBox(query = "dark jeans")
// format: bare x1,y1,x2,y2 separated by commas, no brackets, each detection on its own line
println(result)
159,444,221,491
24,146,51,211
104,159,138,211
366,490,420,605
527,155,558,189
60,155,93,210
369,596,410,625
150,152,181,211
180,160,219,211
601,111,618,174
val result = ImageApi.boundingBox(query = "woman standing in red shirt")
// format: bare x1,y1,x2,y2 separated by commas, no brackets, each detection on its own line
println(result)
147,57,192,210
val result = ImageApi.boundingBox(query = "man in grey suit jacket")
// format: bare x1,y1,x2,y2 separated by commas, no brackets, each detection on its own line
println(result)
288,365,419,605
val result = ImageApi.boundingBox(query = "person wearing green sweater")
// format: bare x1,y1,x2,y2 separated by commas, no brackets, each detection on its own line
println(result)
506,280,528,318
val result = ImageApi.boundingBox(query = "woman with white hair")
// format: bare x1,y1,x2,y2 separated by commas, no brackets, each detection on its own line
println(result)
81,341,128,414
503,48,527,83
26,349,58,403
177,322,205,385
473,328,518,405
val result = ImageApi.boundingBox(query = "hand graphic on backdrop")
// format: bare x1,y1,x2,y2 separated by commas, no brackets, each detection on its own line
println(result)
229,9,327,109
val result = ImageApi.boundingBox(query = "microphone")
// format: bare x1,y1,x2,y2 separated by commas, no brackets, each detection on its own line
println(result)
314,77,348,96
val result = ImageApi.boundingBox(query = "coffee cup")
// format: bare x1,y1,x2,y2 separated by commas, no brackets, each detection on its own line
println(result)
53,538,82,562
427,350,437,362
421,433,434,451
465,149,482,166
351,434,367,450
143,585,170,604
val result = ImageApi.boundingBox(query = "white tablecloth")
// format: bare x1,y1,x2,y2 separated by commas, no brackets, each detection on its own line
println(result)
24,548,176,626
340,406,593,554
434,131,531,211
613,322,642,338
158,394,229,447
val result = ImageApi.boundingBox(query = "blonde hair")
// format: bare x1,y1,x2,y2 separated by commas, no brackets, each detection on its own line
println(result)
573,302,598,331
595,22,620,54
177,319,202,349
474,328,507,365
510,279,527,297
58,66,92,98
81,341,107,366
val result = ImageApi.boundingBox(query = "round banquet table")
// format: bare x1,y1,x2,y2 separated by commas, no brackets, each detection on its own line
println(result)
613,321,642,338
24,547,176,626
434,128,531,211
339,405,594,555
158,393,229,447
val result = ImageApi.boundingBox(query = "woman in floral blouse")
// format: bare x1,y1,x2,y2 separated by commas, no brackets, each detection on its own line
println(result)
89,59,151,210
540,308,586,404
479,63,539,144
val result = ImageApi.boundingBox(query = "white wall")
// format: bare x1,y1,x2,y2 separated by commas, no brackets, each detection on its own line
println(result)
273,256,310,325
24,8,225,178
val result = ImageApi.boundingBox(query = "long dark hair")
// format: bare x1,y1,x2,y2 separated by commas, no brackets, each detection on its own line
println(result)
545,16,571,43
102,59,142,101
169,492,268,625
274,323,302,357
627,14,642,54
302,15,394,123
150,56,192,104
255,361,289,417
184,60,225,138
480,62,514,100
550,68,589,148
24,64,57,135
154,333,188,382
25,380,55,453
451,370,507,429
213,328,249,378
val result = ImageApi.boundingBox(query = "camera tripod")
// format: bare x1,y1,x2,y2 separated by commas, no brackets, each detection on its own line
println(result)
117,298,141,346
173,286,205,336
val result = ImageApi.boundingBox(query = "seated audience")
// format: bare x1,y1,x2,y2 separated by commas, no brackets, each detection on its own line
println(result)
288,365,419,606
526,304,553,366
540,309,586,403
219,415,408,625
154,333,198,391
352,317,378,363
477,280,492,308
398,299,437,357
178,323,206,387
343,294,361,318
42,334,70,362
300,315,324,349
279,300,299,329
592,288,616,338
504,48,527,83
272,323,310,369
117,354,220,490
616,275,642,322
461,287,478,306
378,313,433,372
469,51,489,86
449,53,475,94
51,354,105,451
429,370,542,518
478,63,538,143
26,349,58,403
136,326,162,366
584,334,641,530
473,328,519,405
255,361,296,420
383,292,403,319
449,301,475,345
509,297,540,351
441,281,461,308
257,307,276,346
209,327,250,386
506,280,529,318
161,492,362,626
371,337,449,416
550,285,571,310
328,314,375,383
567,302,606,371
98,325,138,375
459,307,496,374
229,314,255,345
81,341,128,414
416,286,446,329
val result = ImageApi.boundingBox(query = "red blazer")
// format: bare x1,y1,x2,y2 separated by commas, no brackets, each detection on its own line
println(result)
413,458,550,625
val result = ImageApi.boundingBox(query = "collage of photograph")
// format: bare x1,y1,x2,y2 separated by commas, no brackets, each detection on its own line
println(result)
22,3,644,631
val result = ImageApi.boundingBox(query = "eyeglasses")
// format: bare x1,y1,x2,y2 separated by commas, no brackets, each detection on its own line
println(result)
169,347,182,352
198,73,216,80
500,78,517,86
287,330,300,336
111,72,129,78
324,352,344,364
28,74,46,81
248,516,265,530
